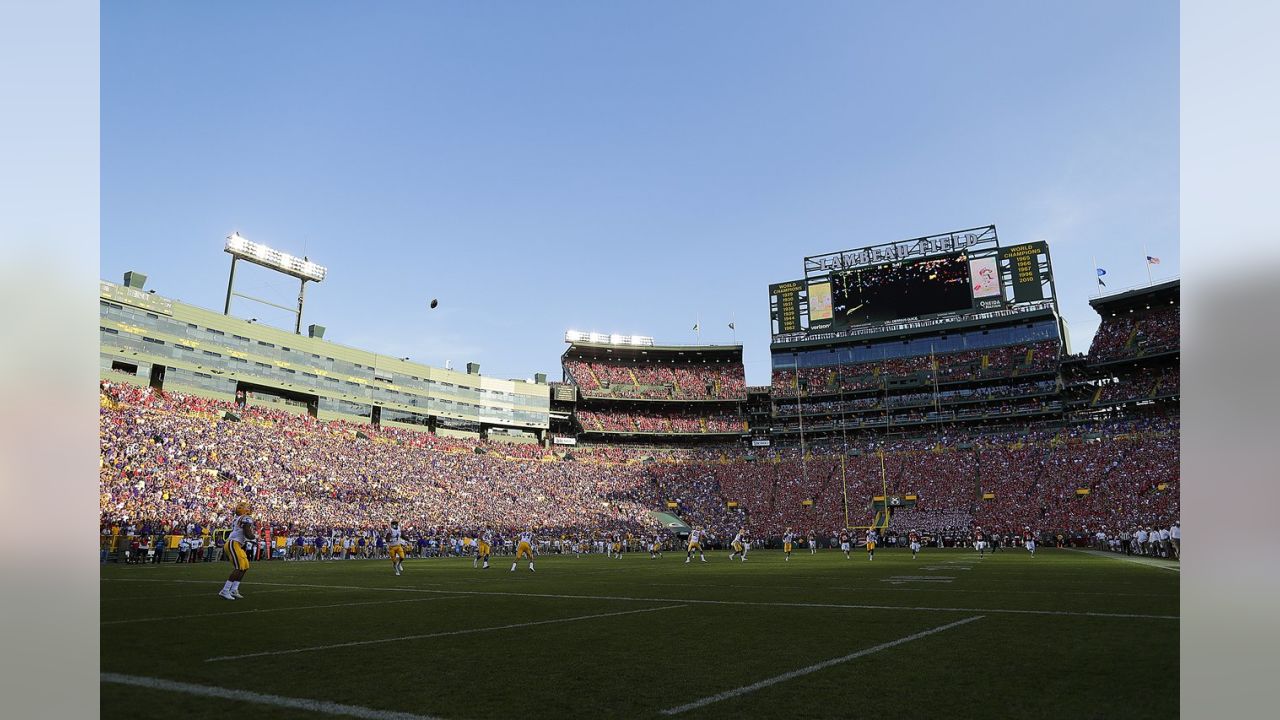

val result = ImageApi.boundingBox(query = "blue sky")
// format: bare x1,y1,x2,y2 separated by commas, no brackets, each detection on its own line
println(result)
101,1,1178,385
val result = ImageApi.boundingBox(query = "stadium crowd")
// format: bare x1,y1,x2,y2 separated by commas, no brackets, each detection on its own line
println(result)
101,381,1178,560
771,340,1060,397
1088,305,1179,362
564,358,746,400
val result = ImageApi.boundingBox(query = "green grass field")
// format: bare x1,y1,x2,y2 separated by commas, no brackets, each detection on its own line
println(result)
100,547,1179,719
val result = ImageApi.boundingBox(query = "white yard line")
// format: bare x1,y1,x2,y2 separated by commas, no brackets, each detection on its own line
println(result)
104,578,1178,620
1063,548,1180,571
102,595,466,625
660,615,985,715
103,588,307,601
101,672,444,720
205,603,687,662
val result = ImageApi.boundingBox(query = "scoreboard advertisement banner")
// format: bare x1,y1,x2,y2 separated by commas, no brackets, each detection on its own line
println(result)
969,256,1000,300
807,280,832,321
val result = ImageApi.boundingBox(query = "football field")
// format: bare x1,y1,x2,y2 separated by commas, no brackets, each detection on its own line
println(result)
100,547,1179,719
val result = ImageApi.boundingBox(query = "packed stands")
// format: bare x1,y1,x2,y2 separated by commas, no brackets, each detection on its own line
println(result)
771,340,1059,397
576,408,743,434
101,382,1178,548
1089,305,1179,361
564,358,746,400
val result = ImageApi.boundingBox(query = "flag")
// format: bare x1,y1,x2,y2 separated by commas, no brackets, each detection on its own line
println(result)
1146,256,1161,265
1096,268,1107,277
1097,277,1106,287
692,322,699,332
728,322,735,330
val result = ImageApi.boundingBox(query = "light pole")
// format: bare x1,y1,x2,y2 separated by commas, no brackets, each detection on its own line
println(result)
222,232,327,335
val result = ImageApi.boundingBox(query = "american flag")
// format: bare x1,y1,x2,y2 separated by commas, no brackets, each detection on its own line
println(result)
1146,255,1161,265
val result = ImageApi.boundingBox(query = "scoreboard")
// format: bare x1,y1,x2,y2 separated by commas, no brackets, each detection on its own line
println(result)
769,228,1056,342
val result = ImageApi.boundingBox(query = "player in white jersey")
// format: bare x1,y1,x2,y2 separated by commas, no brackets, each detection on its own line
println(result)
650,535,663,559
808,530,817,554
865,529,878,561
728,528,747,562
386,520,407,575
783,530,795,562
511,529,536,572
219,502,255,600
685,528,708,563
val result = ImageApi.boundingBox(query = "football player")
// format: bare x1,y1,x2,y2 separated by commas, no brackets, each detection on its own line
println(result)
219,502,254,601
908,529,922,559
865,528,877,561
974,526,987,558
385,520,407,575
511,528,536,572
783,529,795,562
474,527,492,569
728,527,747,562
1023,526,1036,557
808,530,818,555
650,535,663,559
840,530,852,559
685,528,708,564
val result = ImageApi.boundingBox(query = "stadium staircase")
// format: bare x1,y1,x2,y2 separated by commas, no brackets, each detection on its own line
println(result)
628,368,639,387
586,364,602,389
871,510,889,530
699,417,708,433
1090,387,1103,406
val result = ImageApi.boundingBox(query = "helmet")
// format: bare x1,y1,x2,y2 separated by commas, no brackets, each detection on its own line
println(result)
390,520,399,528
234,502,250,517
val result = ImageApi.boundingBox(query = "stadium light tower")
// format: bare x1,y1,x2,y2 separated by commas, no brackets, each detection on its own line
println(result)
223,232,327,334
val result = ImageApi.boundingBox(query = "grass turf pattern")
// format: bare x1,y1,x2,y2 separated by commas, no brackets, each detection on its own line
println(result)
101,548,1178,719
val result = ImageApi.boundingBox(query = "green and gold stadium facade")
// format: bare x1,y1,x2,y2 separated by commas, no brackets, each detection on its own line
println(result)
99,280,550,438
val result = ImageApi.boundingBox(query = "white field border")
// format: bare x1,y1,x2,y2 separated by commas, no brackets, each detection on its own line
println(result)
103,578,1178,621
1063,548,1181,571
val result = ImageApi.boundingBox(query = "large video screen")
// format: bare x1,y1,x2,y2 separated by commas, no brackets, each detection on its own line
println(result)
831,253,972,326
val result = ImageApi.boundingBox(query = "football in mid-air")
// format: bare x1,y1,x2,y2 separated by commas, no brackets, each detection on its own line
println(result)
429,298,438,309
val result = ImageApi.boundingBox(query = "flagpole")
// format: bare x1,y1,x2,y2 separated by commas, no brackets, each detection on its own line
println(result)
1093,256,1099,298
1144,244,1153,285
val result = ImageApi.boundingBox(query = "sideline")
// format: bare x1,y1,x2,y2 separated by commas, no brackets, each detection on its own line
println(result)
104,578,1179,621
